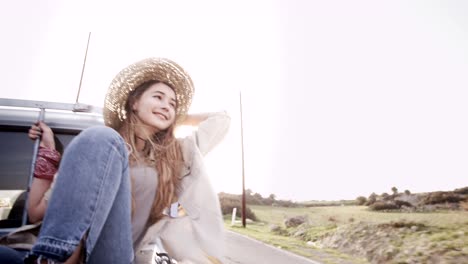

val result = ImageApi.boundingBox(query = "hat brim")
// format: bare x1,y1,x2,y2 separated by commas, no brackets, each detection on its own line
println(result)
103,58,194,130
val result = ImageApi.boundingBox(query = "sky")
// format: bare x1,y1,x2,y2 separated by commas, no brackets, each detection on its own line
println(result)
1,0,467,201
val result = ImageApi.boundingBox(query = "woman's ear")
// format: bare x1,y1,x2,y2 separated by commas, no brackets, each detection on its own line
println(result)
132,101,138,112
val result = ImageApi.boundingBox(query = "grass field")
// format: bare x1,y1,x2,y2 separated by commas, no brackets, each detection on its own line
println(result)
250,205,468,227
225,205,468,264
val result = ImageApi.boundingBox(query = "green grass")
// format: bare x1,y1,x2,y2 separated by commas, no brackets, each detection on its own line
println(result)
225,220,368,264
249,205,468,228
225,205,468,263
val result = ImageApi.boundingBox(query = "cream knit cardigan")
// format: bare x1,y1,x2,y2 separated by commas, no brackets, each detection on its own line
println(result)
134,112,231,264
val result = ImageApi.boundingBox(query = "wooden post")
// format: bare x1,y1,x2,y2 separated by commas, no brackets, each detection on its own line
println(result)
240,92,246,228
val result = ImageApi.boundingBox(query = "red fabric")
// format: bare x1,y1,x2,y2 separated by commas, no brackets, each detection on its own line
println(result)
33,146,61,181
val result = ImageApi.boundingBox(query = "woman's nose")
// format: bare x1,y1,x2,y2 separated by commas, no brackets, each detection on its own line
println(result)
160,101,170,112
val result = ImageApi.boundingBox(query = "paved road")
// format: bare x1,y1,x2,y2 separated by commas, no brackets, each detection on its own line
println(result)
223,231,322,264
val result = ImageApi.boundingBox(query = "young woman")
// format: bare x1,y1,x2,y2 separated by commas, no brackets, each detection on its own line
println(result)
21,58,230,263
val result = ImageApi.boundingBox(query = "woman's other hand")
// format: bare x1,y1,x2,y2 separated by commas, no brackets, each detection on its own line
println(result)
29,121,55,149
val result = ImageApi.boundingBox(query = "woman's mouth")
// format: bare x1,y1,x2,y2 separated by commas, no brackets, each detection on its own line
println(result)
154,112,167,120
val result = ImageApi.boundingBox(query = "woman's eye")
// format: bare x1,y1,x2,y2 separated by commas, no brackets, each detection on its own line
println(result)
153,95,162,99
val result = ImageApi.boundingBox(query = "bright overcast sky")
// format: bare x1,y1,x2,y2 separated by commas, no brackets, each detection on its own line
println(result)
1,0,467,201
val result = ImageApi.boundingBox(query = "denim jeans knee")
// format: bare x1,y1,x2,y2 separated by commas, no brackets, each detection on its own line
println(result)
77,126,127,154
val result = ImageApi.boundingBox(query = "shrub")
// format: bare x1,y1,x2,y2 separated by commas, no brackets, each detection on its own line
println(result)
366,193,377,206
394,200,412,208
454,186,468,195
284,215,307,227
356,196,367,205
219,196,257,221
247,192,265,205
369,201,399,211
422,192,463,205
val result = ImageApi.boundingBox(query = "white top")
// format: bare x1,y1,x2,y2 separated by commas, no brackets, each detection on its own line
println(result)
130,164,158,246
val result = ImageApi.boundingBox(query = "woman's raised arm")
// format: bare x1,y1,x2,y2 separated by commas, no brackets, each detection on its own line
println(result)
181,112,231,156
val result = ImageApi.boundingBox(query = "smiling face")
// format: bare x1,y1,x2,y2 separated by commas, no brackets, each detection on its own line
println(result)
132,82,177,135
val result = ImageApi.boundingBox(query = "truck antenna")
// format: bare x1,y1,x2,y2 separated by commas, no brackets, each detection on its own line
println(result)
76,32,91,103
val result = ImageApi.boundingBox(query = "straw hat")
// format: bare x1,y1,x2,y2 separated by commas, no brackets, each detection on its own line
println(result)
103,58,194,130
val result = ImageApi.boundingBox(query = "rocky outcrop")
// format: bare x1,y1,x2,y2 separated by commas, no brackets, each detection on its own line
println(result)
284,215,307,228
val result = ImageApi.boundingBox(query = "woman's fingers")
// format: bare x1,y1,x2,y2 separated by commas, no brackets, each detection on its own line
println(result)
28,122,55,149
29,130,41,137
36,122,55,149
29,125,42,140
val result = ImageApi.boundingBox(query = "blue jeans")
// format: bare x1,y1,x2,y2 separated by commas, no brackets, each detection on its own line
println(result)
27,126,133,263
0,246,27,264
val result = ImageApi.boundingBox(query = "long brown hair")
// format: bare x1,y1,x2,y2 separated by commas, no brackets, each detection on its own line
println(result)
119,80,184,223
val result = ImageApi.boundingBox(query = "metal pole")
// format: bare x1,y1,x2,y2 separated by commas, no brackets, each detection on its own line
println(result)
22,109,45,225
76,32,91,103
239,91,246,228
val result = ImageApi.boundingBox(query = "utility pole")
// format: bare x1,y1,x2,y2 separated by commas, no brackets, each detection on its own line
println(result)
240,91,246,227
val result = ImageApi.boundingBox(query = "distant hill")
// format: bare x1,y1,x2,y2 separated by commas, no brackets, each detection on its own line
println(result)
220,186,468,211
357,186,468,211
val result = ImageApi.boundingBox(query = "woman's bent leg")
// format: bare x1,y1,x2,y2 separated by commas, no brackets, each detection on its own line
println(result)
27,126,133,263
